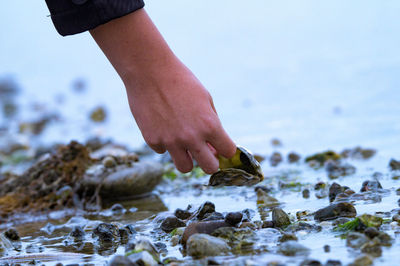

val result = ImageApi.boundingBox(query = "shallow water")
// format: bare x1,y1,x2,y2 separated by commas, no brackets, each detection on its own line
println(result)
1,1,400,265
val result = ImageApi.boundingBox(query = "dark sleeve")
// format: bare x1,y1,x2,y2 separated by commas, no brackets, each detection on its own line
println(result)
45,0,145,36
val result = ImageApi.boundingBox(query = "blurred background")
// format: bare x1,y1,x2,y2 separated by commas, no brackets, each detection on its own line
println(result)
1,0,399,157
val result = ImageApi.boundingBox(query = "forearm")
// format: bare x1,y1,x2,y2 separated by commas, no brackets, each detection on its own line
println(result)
90,9,178,86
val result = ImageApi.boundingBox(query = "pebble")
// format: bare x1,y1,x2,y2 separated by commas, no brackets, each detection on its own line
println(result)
160,216,186,233
325,260,342,266
70,226,85,240
102,156,116,168
279,233,298,242
346,232,369,249
299,259,322,266
225,212,243,226
364,227,379,239
278,240,311,256
186,234,230,258
174,208,192,220
110,203,125,215
181,220,231,245
272,208,291,228
389,158,400,170
314,202,357,221
203,212,224,221
92,223,119,242
360,180,382,192
287,152,301,163
4,227,20,241
349,255,373,266
195,201,215,220
302,189,310,199
323,244,330,252
270,152,283,167
328,182,345,202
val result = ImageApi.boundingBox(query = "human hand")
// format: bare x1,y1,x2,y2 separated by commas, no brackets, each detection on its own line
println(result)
125,61,236,174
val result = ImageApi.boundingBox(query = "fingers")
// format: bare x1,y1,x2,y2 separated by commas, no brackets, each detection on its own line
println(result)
207,127,236,159
189,143,219,174
168,146,193,173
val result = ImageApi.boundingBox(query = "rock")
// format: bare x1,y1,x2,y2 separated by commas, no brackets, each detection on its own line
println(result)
341,147,376,160
89,106,107,122
279,233,298,242
225,212,243,226
133,238,159,262
181,220,231,246
288,152,301,163
360,239,382,257
300,259,321,266
186,234,230,258
270,152,283,167
262,221,274,228
195,201,215,220
174,208,192,220
305,151,340,166
329,183,345,202
302,189,310,199
375,232,393,247
364,227,379,239
93,223,119,242
314,203,357,221
160,216,186,233
349,255,373,266
212,227,256,252
127,251,158,266
346,232,369,249
285,222,322,233
359,214,383,228
278,240,311,256
325,160,356,179
323,245,330,253
389,158,400,170
83,161,164,200
203,212,224,221
4,227,20,241
70,226,85,240
272,208,291,228
325,260,342,266
108,255,134,266
360,180,382,192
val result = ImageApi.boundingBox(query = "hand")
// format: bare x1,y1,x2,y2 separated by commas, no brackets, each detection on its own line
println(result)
90,9,236,173
126,60,236,173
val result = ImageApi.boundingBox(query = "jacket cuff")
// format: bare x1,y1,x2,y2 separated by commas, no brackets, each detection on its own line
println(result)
45,0,145,36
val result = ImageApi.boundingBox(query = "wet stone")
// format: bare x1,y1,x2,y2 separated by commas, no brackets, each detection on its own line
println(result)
323,245,330,252
181,220,231,245
279,233,298,242
272,208,291,228
288,152,301,163
93,223,119,242
256,188,280,208
346,232,369,249
325,260,342,266
133,238,159,262
174,208,192,220
360,180,382,192
127,251,158,266
314,202,357,221
364,227,379,239
4,227,20,241
329,182,345,202
349,255,373,266
360,240,382,257
160,216,186,233
203,212,224,221
196,201,215,220
241,208,255,222
262,221,274,228
225,212,243,226
70,226,85,240
299,259,322,266
278,240,311,256
270,152,283,167
389,158,400,170
302,189,310,199
325,160,356,179
285,222,322,233
186,234,230,258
